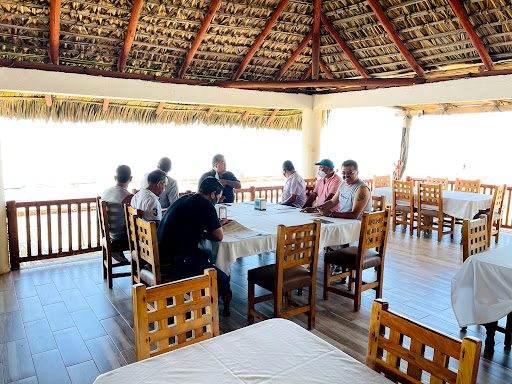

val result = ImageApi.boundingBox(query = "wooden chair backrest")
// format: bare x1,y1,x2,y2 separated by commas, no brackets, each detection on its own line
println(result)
96,197,110,242
178,190,192,198
371,195,386,212
358,210,390,257
135,217,162,286
133,268,219,361
373,175,391,189
392,180,414,207
367,299,481,384
418,183,443,217
462,217,487,262
304,178,317,187
426,176,449,190
491,184,507,216
454,178,481,193
234,187,255,202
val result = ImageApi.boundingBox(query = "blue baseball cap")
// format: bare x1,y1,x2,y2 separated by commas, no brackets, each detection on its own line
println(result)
314,159,335,169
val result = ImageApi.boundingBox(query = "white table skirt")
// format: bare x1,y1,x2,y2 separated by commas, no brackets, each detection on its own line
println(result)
373,187,493,220
204,202,361,274
451,246,512,327
93,318,390,384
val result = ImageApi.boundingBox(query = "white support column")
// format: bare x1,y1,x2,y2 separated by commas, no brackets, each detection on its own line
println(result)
301,109,324,179
0,141,9,274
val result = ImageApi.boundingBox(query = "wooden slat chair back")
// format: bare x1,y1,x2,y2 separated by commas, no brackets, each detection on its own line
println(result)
367,299,482,384
417,183,455,242
487,184,507,246
372,195,386,212
133,268,220,361
125,204,142,285
304,178,317,187
462,217,487,262
392,180,416,236
96,197,130,288
234,187,255,202
454,178,481,193
323,210,391,311
426,176,449,190
135,217,163,286
373,175,391,189
248,220,321,329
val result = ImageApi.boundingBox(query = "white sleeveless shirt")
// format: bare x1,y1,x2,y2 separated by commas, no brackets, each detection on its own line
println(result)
337,179,372,219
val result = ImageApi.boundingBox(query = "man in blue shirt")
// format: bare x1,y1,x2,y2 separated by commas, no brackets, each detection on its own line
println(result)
199,154,241,203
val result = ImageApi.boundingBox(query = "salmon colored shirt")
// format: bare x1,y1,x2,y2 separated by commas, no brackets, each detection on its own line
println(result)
313,173,342,212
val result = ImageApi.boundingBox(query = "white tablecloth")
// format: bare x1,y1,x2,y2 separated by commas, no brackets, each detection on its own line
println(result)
451,246,512,327
373,187,493,220
204,202,361,274
93,318,390,384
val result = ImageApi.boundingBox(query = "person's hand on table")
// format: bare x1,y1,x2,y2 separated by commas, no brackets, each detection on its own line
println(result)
220,219,232,226
318,207,332,217
300,207,318,213
218,195,226,203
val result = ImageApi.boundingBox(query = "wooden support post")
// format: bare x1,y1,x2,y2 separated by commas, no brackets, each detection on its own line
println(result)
242,111,250,120
44,94,52,106
118,0,144,72
0,141,10,272
302,109,323,178
206,107,214,117
102,99,109,111
49,0,61,65
274,31,312,81
311,0,322,80
267,109,279,125
393,113,413,180
232,0,290,81
155,102,165,115
6,201,19,271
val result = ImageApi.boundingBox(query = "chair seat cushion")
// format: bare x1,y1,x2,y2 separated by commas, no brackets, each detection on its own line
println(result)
140,266,173,287
395,205,412,213
420,209,445,217
248,264,312,293
324,246,381,270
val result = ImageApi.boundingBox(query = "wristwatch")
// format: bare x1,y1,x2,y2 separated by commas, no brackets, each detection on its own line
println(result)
329,212,334,218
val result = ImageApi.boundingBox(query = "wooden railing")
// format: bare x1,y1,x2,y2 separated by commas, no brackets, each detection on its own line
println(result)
6,198,101,270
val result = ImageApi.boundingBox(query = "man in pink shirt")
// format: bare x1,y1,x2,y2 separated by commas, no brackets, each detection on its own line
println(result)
301,159,342,212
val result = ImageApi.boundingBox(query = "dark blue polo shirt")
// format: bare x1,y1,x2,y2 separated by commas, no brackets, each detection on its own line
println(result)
198,170,240,203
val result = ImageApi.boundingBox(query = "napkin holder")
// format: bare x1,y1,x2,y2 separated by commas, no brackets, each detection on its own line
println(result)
254,198,267,211
216,206,227,220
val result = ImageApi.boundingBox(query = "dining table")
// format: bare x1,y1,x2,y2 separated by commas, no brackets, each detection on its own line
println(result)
93,318,391,384
372,186,493,220
200,202,361,275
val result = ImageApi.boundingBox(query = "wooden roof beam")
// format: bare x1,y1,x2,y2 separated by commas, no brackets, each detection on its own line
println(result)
319,59,334,79
321,13,369,78
446,0,494,70
118,0,144,72
311,0,322,80
103,99,109,111
178,0,222,78
232,0,290,81
366,0,425,77
242,111,251,121
206,107,215,117
49,0,61,64
155,102,165,115
44,94,52,107
274,31,312,81
267,109,279,125
301,67,312,80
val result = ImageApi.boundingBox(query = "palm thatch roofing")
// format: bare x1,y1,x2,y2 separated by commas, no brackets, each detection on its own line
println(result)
2,0,512,127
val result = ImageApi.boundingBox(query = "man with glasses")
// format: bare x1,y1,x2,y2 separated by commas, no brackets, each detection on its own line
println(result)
317,159,371,220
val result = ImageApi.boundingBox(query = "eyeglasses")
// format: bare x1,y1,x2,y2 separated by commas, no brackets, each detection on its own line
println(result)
341,170,357,176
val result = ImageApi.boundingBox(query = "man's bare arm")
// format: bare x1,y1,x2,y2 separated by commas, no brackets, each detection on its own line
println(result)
209,227,223,242
282,194,298,205
302,192,318,208
219,179,242,189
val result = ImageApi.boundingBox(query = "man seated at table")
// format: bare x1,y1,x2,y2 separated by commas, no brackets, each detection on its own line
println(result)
301,159,342,212
101,164,133,262
131,169,167,225
199,154,241,203
141,157,179,208
281,160,306,208
318,159,371,219
157,176,232,315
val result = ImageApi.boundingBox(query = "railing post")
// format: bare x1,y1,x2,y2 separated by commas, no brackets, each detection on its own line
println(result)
6,201,20,270
249,186,255,202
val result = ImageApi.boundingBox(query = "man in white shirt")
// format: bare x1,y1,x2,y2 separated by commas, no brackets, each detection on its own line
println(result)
131,169,167,224
281,160,306,208
141,157,179,208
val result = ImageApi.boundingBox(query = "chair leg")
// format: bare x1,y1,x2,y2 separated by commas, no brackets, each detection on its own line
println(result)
274,290,282,319
102,247,107,280
376,265,384,299
323,262,330,300
450,216,455,239
392,212,397,232
107,250,113,289
409,213,414,236
284,291,292,310
247,281,255,324
417,216,422,237
495,221,501,244
354,269,362,311
437,220,442,242
309,283,316,330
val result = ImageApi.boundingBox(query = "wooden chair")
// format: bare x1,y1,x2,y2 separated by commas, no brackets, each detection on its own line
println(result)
247,220,321,329
367,299,481,384
96,197,130,289
392,180,416,236
304,178,317,188
323,210,390,311
417,183,455,242
484,184,507,246
133,268,219,361
125,204,142,285
426,176,449,189
371,195,386,212
454,178,481,193
462,216,487,262
373,175,391,189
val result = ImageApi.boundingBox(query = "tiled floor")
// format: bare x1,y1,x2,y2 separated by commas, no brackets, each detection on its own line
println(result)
0,228,511,383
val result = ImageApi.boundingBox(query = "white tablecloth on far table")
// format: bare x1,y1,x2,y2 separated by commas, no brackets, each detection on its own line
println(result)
93,318,390,384
202,202,361,274
451,246,512,327
372,186,493,220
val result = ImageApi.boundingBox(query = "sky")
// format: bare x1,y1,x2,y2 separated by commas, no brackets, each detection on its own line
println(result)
1,106,511,201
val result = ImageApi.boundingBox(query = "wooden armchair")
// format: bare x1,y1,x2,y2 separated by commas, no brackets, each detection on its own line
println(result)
371,195,386,212
462,217,487,262
454,178,481,193
392,180,416,236
373,175,391,189
426,176,449,189
133,268,219,361
485,184,507,246
417,183,455,242
367,299,481,384
323,210,390,311
96,197,130,288
248,220,321,329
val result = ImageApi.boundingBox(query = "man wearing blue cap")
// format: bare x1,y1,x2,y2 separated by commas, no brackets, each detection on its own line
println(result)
302,159,342,212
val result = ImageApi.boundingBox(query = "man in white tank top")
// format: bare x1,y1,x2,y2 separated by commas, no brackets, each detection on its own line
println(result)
317,159,371,220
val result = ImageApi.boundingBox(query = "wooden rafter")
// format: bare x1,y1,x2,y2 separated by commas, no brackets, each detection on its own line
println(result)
446,0,494,70
312,0,322,80
274,31,312,81
118,0,144,72
206,107,215,117
155,102,165,115
44,94,52,106
321,13,369,78
301,67,312,80
49,0,61,64
232,0,290,81
267,109,279,124
102,99,109,111
366,0,425,77
242,111,250,120
178,0,222,78
319,59,334,79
